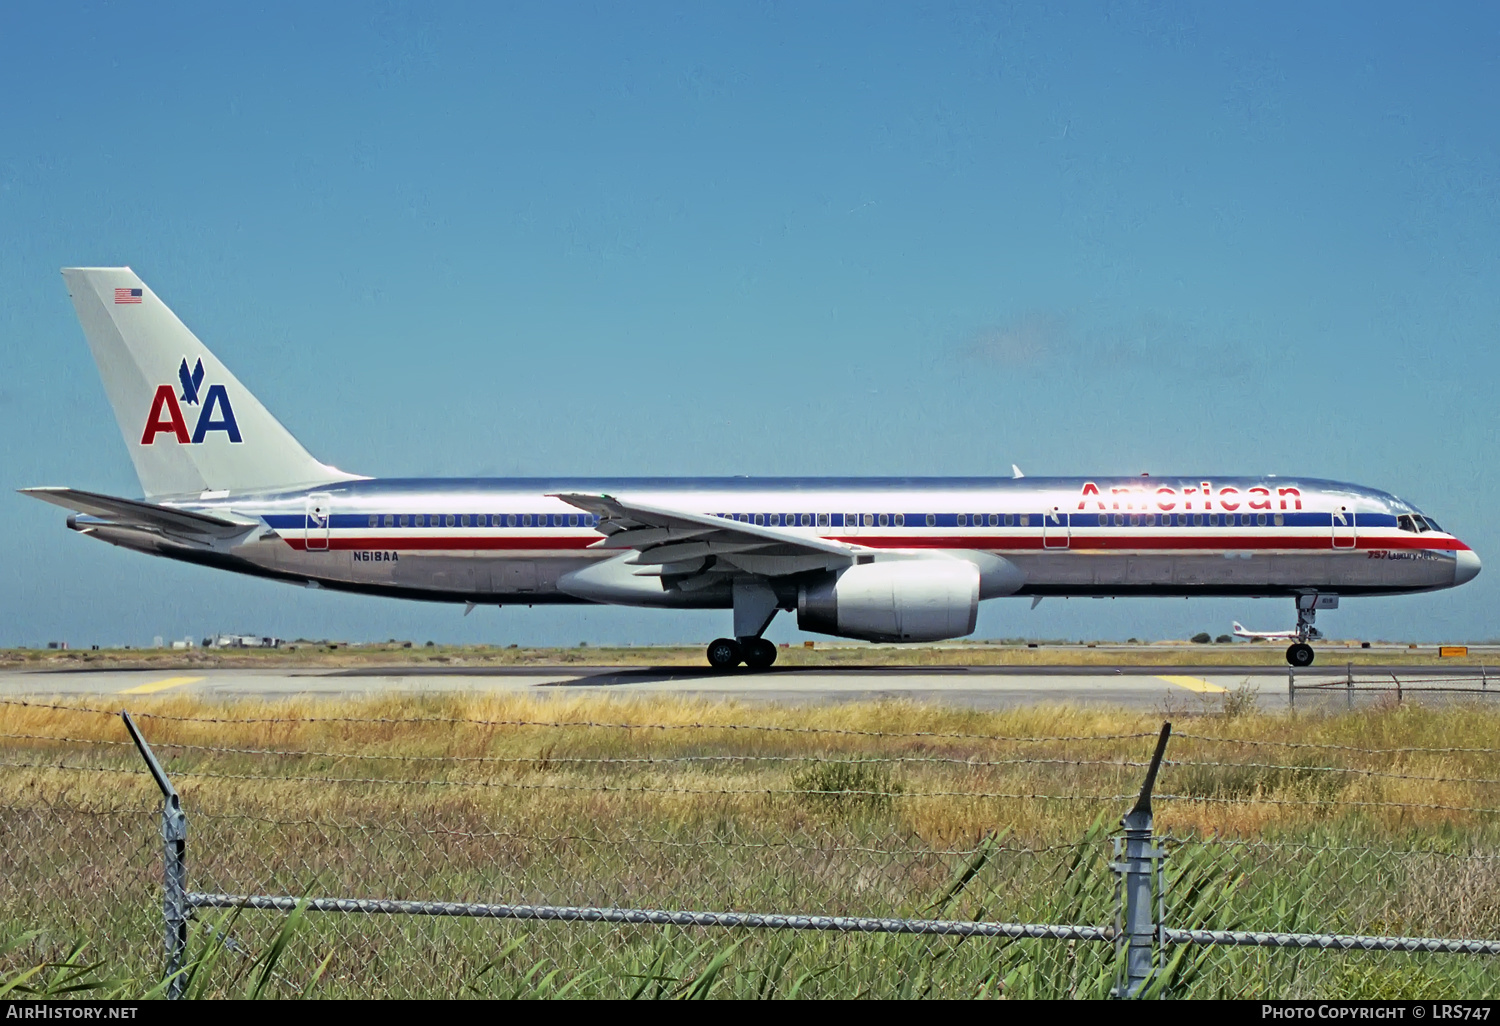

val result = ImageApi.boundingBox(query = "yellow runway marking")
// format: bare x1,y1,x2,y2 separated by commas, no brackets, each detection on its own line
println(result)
118,676,204,696
1156,675,1228,694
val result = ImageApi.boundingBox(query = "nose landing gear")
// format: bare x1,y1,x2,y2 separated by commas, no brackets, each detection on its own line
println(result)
1284,594,1332,667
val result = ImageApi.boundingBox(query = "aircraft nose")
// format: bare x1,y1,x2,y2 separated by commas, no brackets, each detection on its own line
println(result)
1454,548,1482,586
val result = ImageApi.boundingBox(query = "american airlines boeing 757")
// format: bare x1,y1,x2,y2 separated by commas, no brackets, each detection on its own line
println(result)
24,269,1481,669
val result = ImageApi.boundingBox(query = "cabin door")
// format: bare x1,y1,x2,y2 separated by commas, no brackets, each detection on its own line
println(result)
1042,507,1070,550
304,494,331,552
1332,506,1357,550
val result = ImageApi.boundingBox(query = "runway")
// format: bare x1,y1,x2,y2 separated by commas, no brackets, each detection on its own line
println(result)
1,664,1491,710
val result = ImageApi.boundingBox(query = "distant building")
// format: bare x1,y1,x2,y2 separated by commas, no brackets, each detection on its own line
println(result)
203,634,283,649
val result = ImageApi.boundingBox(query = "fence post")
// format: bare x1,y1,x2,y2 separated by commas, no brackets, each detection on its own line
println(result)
1112,721,1171,999
1288,667,1295,709
1346,662,1353,710
122,711,188,1000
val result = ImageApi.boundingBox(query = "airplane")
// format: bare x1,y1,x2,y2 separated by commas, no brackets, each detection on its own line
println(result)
1231,620,1307,642
22,268,1482,670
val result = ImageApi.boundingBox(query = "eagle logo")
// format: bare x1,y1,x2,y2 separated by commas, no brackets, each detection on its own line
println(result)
178,358,205,406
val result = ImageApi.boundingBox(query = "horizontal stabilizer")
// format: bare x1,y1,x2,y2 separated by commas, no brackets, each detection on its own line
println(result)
20,486,259,539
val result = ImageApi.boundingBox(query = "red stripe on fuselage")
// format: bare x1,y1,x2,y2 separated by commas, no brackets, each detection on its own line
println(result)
836,534,1468,552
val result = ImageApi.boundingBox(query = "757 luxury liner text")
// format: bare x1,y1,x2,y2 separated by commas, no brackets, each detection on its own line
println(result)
23,269,1480,668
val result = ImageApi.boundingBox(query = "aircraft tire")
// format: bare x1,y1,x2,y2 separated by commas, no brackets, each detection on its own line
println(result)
707,637,743,669
1286,643,1315,668
742,638,778,670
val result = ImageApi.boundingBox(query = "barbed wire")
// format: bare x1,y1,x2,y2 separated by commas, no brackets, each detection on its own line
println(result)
1162,759,1500,787
9,758,1500,813
1174,733,1500,756
0,731,1154,771
1154,793,1500,815
0,698,1155,743
0,759,1130,801
9,731,1500,787
1159,835,1500,861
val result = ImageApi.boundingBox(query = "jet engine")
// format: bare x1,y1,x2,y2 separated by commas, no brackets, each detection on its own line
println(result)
797,559,980,642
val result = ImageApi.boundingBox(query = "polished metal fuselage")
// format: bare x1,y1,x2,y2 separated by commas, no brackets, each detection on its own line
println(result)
70,475,1477,609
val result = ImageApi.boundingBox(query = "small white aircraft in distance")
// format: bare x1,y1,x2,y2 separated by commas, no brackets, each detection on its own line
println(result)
1233,619,1319,642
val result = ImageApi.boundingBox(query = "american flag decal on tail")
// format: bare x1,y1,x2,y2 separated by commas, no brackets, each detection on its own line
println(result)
114,288,142,304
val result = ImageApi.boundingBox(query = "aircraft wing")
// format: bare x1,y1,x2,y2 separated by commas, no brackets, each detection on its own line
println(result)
551,492,857,576
20,486,260,541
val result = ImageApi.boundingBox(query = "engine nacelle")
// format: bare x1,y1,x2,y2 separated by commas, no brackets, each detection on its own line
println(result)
797,559,980,642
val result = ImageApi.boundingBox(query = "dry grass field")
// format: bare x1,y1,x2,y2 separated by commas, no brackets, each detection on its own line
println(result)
3,691,1499,997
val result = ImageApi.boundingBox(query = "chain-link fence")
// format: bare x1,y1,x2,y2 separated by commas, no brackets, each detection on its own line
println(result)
2,693,1499,999
1289,665,1500,708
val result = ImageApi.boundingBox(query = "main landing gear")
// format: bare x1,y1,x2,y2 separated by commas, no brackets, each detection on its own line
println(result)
1284,594,1329,668
706,637,778,670
708,578,784,670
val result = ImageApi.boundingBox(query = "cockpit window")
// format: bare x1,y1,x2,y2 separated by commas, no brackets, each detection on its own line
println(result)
1423,516,1443,533
1397,514,1416,533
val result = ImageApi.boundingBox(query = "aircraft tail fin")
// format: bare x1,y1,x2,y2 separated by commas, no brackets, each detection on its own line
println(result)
60,268,362,498
1232,621,1246,633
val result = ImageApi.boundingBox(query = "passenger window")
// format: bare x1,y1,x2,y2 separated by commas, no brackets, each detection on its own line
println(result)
400,515,409,527
1274,513,1284,526
926,513,936,527
818,513,830,527
568,514,578,527
754,514,764,526
1020,514,1030,527
863,514,874,527
368,515,378,527
894,513,904,527
1257,513,1267,526
877,513,889,527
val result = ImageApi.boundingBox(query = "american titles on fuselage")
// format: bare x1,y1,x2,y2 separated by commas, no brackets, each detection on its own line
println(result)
1079,480,1301,512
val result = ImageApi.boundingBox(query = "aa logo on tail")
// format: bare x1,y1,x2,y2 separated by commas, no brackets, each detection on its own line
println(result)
140,358,242,444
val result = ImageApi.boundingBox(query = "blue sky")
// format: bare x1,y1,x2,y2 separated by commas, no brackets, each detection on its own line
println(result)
2,2,1497,647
